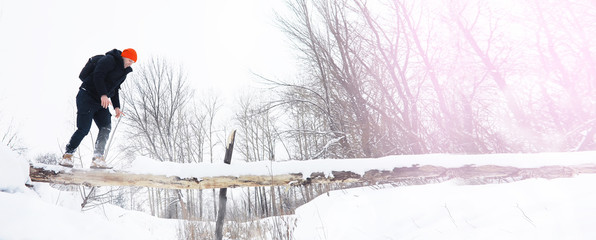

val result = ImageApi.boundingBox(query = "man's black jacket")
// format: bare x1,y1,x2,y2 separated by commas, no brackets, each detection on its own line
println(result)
80,49,133,109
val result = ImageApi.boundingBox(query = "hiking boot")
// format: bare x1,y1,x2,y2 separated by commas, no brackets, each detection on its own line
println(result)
59,153,74,168
91,155,112,169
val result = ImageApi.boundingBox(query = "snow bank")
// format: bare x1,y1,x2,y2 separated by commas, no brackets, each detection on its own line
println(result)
127,151,596,179
0,187,177,240
0,144,29,192
293,175,596,240
0,146,178,240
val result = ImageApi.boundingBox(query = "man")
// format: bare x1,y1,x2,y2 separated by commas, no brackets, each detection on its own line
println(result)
59,48,137,169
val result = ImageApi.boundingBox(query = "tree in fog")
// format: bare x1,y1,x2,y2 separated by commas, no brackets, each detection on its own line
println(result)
276,0,371,158
276,0,443,156
274,0,596,155
522,0,596,150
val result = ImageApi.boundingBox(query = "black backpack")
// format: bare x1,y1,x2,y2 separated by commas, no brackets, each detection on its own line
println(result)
79,55,104,81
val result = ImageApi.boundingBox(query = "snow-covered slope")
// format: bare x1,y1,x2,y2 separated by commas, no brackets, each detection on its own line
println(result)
293,176,596,240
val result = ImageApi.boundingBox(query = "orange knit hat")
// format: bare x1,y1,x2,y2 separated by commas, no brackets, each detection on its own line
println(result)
121,48,137,62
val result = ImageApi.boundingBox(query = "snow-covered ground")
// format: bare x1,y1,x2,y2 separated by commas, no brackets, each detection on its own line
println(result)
294,176,596,240
3,144,596,239
0,145,179,240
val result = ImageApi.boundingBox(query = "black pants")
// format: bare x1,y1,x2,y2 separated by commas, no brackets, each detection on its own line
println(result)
65,89,111,156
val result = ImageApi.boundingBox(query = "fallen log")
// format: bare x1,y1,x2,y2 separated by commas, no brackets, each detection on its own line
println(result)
29,163,596,189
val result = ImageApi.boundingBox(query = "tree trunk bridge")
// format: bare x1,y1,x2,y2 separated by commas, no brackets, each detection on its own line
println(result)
29,160,596,189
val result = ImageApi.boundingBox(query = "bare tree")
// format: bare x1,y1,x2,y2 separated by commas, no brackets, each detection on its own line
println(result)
122,56,199,219
274,0,596,156
124,56,193,163
523,0,596,151
235,92,278,218
276,0,372,158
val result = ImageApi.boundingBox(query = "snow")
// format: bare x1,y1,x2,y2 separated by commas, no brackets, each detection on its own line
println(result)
0,144,29,193
3,145,596,239
127,151,596,179
293,176,596,240
0,146,178,240
0,189,176,240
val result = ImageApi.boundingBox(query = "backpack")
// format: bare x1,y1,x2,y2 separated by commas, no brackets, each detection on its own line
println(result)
78,55,104,81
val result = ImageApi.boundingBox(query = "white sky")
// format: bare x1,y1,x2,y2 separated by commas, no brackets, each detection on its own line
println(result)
0,0,297,157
